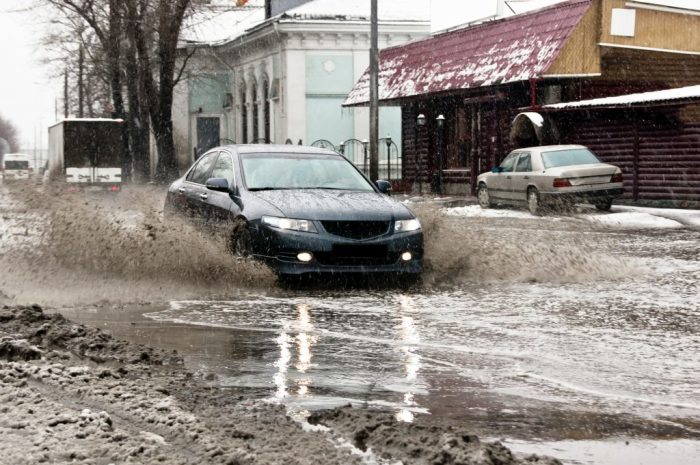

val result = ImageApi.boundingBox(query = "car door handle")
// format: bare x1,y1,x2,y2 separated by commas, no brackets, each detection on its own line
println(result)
199,193,208,200
523,176,530,180
178,187,186,193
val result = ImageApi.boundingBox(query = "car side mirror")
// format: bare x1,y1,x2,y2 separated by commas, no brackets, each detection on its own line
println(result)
491,166,503,174
375,180,392,194
205,177,230,192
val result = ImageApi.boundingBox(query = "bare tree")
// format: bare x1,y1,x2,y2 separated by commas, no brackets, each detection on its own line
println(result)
0,115,21,153
47,0,196,183
128,0,194,182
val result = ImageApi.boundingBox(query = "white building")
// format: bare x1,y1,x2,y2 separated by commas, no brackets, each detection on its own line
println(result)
172,0,430,173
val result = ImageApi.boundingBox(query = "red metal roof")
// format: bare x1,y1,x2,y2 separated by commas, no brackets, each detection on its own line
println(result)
344,0,592,106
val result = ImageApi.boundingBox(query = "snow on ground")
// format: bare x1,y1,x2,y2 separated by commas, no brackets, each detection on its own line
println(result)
444,204,697,230
579,211,684,229
445,205,538,219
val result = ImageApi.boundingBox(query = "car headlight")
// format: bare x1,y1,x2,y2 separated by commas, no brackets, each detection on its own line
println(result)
394,218,421,233
262,216,318,233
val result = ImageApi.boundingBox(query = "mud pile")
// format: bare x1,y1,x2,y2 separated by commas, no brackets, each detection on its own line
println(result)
0,305,563,465
309,406,562,465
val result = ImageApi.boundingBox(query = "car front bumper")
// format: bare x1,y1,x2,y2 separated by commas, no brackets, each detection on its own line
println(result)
249,222,424,276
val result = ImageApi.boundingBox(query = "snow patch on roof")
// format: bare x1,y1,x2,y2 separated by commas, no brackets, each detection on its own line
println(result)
180,5,266,45
544,85,700,110
282,0,430,22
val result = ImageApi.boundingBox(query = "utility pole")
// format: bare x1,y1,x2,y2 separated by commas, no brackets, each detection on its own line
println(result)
369,0,379,181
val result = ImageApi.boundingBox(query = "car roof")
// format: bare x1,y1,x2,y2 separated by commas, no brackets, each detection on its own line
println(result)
518,145,588,154
221,144,341,156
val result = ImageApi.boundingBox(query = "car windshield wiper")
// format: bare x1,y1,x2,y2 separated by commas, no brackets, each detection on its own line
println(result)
248,187,296,191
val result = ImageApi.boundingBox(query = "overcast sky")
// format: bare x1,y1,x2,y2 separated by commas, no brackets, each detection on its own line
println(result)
1,0,698,149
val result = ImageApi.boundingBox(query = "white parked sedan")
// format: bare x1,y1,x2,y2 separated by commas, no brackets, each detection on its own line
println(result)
476,145,624,215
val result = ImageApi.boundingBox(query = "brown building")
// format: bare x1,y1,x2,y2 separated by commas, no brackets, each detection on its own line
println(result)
345,0,700,203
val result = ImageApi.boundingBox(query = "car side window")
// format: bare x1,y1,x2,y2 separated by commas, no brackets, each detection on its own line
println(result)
515,153,532,172
188,152,217,185
210,152,235,188
500,153,518,172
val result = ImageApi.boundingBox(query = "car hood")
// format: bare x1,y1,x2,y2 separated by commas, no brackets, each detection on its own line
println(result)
251,190,413,221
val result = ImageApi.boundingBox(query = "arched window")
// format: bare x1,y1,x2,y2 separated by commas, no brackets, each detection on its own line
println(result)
240,84,247,144
252,85,259,142
263,79,270,143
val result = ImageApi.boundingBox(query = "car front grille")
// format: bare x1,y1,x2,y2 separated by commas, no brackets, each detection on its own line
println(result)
316,244,397,266
321,221,390,240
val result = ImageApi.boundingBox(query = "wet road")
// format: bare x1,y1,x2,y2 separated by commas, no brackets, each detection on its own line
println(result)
57,221,700,465
2,184,699,464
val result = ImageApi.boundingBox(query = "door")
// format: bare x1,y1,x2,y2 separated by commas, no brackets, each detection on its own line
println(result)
509,152,533,202
196,117,221,156
201,151,240,227
183,151,218,221
489,152,518,201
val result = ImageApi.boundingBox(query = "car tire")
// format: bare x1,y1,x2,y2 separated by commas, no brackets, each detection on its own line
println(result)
228,219,252,257
594,199,613,211
477,184,492,209
527,187,542,216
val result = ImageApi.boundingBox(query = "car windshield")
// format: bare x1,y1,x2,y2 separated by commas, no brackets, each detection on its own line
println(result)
541,148,601,169
5,160,29,169
241,153,375,191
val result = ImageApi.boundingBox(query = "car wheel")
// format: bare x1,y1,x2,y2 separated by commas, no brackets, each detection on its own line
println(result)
527,187,541,215
228,219,252,257
477,184,492,209
594,199,613,211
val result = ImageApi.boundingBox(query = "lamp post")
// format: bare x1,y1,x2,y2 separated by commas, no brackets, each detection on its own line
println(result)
435,114,445,195
339,141,345,157
385,135,392,181
416,113,426,195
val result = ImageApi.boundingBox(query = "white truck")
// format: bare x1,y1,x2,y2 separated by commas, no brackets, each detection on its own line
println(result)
47,118,125,192
1,153,33,181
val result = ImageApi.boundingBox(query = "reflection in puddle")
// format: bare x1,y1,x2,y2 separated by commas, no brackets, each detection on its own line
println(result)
396,295,423,422
273,303,319,402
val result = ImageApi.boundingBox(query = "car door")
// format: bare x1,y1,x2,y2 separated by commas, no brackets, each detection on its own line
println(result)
201,151,241,226
183,151,218,222
489,152,518,201
509,151,533,203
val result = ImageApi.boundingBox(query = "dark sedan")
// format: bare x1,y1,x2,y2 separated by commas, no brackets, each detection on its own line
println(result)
165,145,423,278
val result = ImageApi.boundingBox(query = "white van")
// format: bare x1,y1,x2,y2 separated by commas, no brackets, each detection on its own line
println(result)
1,153,33,181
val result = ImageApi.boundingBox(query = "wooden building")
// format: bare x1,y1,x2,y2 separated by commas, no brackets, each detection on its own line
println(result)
345,0,700,201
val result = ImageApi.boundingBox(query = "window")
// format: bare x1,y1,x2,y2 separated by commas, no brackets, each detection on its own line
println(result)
541,148,600,169
187,152,217,184
240,88,248,143
263,80,270,143
210,152,235,187
241,153,374,191
515,153,532,172
252,86,259,142
499,153,518,172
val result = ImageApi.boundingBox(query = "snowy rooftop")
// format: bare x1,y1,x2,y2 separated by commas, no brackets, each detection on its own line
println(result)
180,4,266,45
180,0,429,47
344,0,591,106
543,85,700,110
279,0,430,22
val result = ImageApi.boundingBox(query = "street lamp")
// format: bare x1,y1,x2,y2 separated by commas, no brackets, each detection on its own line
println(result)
435,114,446,195
416,114,426,195
385,134,392,181
339,141,345,157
